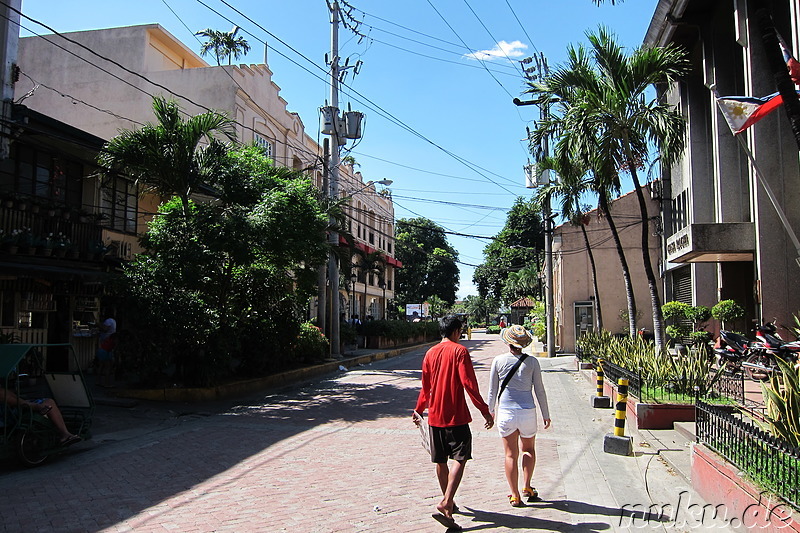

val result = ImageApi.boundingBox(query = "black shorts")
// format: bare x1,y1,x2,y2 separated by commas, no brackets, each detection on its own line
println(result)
429,424,472,463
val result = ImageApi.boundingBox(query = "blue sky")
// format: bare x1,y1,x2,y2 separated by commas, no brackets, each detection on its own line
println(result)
18,0,658,298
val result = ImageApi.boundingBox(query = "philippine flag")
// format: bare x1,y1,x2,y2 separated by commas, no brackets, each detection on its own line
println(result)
716,93,786,134
777,33,800,85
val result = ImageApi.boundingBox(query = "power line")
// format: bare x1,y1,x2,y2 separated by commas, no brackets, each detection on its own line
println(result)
424,0,516,99
460,0,525,78
4,2,326,167
208,0,522,194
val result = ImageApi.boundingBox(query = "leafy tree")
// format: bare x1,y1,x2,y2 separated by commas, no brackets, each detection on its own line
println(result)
98,96,236,216
395,217,459,306
474,197,544,301
196,27,252,66
114,147,329,386
527,27,689,348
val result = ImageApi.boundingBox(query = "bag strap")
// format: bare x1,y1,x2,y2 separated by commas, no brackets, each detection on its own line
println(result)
498,353,529,399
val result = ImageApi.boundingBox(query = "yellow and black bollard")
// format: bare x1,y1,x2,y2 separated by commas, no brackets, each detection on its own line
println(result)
591,359,611,408
613,378,629,436
603,377,633,456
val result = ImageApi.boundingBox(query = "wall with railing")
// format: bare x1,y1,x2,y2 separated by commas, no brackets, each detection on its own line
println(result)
696,400,800,511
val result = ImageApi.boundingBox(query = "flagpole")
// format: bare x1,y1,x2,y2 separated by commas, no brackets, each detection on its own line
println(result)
711,84,800,267
733,132,800,268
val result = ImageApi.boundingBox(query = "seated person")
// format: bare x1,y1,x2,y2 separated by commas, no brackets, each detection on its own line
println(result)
0,386,81,446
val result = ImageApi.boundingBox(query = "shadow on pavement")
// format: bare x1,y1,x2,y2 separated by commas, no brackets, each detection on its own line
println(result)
462,505,613,531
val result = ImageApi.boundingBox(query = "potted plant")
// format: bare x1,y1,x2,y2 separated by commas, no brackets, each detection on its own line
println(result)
711,299,745,331
17,227,35,254
52,233,71,258
662,301,712,350
38,233,54,256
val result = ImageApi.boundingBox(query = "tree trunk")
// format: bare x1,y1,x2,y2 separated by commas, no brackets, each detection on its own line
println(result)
598,193,637,336
580,223,603,330
624,137,665,349
751,0,800,150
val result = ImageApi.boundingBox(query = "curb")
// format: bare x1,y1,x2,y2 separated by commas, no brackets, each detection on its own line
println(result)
108,342,437,403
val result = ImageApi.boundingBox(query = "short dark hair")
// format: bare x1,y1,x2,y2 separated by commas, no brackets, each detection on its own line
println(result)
439,315,463,338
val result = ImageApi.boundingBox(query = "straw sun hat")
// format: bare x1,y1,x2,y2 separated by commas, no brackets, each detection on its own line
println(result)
501,324,532,349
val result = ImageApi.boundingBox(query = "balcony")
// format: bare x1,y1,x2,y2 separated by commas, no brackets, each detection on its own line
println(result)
0,203,105,264
665,223,755,264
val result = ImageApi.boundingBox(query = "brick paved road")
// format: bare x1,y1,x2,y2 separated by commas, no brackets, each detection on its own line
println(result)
0,333,732,532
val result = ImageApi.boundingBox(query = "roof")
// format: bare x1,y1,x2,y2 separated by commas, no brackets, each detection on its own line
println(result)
510,297,537,308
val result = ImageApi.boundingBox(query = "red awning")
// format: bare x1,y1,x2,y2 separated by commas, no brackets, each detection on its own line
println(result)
337,236,402,268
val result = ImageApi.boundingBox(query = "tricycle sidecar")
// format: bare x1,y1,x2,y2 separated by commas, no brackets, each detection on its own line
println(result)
1,343,94,467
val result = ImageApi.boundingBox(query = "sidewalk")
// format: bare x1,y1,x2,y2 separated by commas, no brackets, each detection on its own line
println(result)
0,332,733,532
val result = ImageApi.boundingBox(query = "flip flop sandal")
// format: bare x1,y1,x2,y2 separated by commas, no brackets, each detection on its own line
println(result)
522,487,539,501
431,513,461,530
508,495,524,507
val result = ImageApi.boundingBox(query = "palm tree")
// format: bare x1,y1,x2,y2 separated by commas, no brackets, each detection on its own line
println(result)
503,265,540,302
196,27,252,66
528,49,637,338
536,154,604,330
528,27,689,348
98,96,236,216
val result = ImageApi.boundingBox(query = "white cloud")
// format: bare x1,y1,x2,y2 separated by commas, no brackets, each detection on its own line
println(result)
463,40,528,62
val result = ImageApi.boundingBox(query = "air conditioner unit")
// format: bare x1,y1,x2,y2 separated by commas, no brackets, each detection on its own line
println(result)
109,240,133,261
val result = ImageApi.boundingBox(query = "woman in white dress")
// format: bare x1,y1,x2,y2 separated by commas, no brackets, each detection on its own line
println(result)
487,325,551,507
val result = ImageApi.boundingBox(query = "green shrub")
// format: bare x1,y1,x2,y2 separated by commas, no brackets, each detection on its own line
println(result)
293,322,329,363
712,300,745,330
487,325,501,334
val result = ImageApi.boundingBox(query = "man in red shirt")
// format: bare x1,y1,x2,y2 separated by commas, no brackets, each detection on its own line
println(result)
413,315,494,530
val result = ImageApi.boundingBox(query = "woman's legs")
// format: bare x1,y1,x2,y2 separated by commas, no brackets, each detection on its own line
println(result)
521,435,536,491
502,429,521,501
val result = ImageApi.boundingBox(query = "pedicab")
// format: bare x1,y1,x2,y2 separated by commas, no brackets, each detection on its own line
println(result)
0,343,93,467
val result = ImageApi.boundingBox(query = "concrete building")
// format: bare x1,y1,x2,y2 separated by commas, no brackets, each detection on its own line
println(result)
552,188,661,353
16,23,398,323
645,1,800,335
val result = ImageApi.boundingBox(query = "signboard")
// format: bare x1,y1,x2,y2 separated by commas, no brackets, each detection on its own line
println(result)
406,303,430,318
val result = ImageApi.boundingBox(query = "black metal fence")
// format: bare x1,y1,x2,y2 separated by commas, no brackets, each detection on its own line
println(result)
696,400,800,510
592,359,745,405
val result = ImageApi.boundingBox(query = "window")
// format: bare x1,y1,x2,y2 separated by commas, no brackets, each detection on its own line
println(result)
5,145,82,208
254,133,274,159
100,176,138,233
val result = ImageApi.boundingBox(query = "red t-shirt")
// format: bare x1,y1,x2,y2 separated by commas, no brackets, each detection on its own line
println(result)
414,339,491,427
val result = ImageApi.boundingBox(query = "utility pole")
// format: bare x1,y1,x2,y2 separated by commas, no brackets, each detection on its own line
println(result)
321,1,365,357
517,52,555,358
326,1,342,357
0,0,21,160
317,139,330,345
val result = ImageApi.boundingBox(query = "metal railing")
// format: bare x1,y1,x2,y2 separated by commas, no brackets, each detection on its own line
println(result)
696,400,800,511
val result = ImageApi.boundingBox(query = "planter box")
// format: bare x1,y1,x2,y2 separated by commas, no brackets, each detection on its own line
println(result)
596,373,695,430
692,444,800,532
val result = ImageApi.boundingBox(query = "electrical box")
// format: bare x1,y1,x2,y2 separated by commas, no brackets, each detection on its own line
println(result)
343,111,364,139
320,106,336,135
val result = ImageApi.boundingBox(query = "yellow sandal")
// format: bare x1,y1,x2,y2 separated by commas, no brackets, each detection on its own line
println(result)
522,487,538,501
508,495,524,507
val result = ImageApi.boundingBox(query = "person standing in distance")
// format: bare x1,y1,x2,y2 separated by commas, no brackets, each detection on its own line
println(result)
96,309,117,388
486,325,551,507
412,315,494,530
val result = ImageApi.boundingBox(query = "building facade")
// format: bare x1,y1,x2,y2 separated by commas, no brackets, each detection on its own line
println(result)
16,24,398,327
645,0,800,335
552,188,662,352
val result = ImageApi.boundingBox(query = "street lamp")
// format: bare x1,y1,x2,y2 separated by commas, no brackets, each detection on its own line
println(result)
378,279,386,319
350,273,358,321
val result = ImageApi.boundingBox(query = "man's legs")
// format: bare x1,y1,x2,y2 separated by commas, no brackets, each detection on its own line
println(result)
436,459,466,518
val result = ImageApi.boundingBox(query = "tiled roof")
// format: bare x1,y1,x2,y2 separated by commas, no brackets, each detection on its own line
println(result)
510,297,537,308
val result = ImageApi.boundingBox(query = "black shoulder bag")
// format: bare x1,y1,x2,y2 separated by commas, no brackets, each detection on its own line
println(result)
498,353,529,398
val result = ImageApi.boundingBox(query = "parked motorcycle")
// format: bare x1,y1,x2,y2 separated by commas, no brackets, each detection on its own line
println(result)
743,320,800,381
713,330,751,374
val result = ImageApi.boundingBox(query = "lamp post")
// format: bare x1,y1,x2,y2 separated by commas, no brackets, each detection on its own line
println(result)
350,273,358,321
378,279,386,319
